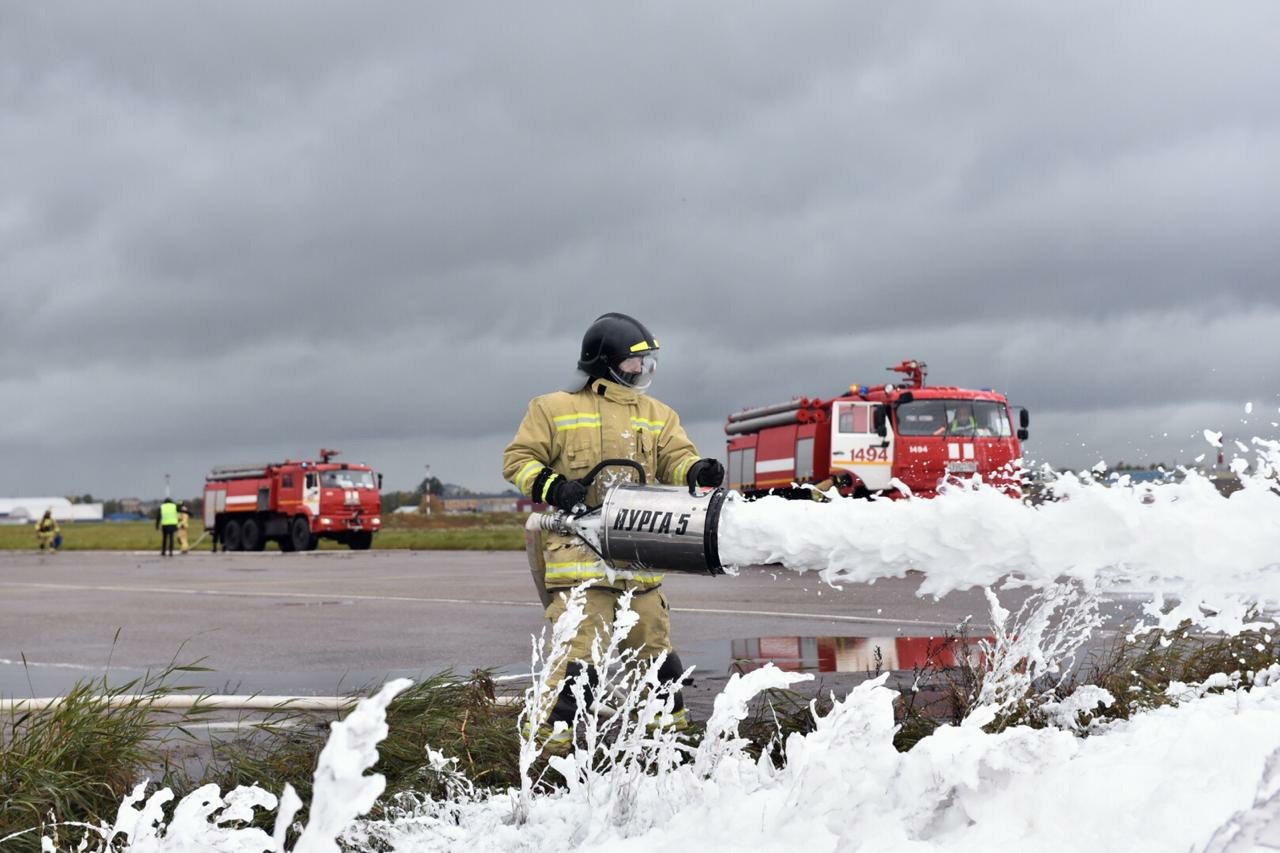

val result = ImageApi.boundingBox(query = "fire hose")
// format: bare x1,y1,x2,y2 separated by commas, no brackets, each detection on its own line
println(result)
524,459,729,608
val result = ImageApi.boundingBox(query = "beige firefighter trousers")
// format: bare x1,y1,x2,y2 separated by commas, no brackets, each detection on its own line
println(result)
541,584,672,703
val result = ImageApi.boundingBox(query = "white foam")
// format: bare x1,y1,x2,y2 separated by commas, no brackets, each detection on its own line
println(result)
719,457,1280,634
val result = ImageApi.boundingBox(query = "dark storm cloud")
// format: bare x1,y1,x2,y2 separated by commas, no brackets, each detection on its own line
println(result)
2,1,1278,496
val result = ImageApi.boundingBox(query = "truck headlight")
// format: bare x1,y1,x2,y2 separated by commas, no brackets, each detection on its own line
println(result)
372,517,381,526
321,517,332,526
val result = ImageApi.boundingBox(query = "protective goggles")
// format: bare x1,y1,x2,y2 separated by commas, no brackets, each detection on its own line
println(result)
610,353,659,389
616,354,658,376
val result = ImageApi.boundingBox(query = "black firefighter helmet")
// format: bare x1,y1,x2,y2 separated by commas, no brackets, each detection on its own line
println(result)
577,312,660,390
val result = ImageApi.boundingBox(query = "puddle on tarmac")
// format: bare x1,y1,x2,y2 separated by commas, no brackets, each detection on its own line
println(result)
683,634,993,675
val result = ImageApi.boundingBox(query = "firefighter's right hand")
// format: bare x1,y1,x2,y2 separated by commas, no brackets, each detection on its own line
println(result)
546,476,589,513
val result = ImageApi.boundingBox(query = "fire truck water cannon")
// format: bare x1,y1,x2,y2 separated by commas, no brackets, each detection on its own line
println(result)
524,459,729,607
888,359,928,389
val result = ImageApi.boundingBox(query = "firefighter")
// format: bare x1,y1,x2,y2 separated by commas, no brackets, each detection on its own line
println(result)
156,497,179,557
176,502,191,555
36,509,60,553
503,312,724,748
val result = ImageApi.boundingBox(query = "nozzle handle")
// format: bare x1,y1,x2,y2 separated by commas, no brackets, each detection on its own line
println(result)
575,458,647,488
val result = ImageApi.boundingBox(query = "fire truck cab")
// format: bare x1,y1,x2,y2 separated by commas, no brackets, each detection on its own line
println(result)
725,360,1029,499
203,449,383,551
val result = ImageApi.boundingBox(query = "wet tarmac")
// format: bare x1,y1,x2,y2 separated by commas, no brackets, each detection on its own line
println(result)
0,549,1144,716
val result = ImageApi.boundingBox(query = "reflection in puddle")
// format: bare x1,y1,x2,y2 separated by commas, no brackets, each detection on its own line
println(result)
728,635,992,674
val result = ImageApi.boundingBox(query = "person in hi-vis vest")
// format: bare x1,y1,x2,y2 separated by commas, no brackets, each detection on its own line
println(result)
156,498,179,557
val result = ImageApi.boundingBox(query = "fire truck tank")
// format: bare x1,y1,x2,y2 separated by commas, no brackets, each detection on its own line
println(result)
726,398,807,424
206,464,272,481
725,409,805,435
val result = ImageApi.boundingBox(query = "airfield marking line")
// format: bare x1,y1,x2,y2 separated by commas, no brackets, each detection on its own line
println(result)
0,580,985,629
207,575,435,589
673,605,989,630
0,657,134,672
0,581,539,609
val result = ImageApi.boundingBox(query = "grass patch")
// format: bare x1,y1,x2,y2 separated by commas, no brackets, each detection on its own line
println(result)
989,621,1280,732
0,658,213,852
349,512,524,550
206,671,523,816
0,515,526,552
884,620,1280,737
1,667,525,850
0,522,209,552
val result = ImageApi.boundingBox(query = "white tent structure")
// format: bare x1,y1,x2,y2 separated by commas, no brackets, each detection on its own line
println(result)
0,497,104,525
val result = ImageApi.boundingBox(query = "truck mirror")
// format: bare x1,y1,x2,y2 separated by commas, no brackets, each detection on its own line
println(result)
1017,427,1029,441
377,473,383,490
873,405,887,437
1019,408,1030,429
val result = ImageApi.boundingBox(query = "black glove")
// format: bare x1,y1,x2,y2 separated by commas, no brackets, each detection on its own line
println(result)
546,475,589,513
686,458,725,494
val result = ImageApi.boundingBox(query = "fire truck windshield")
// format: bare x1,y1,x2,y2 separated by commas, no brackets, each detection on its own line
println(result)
320,470,376,488
896,400,1011,438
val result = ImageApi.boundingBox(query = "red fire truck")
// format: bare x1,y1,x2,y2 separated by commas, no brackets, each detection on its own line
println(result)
203,449,383,551
725,360,1029,499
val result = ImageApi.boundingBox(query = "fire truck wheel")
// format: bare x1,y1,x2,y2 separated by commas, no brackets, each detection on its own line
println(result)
242,518,266,551
348,531,373,551
222,519,243,551
288,516,315,552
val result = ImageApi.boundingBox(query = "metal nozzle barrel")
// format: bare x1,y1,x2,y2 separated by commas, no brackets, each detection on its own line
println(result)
524,459,729,583
598,483,728,575
527,484,729,576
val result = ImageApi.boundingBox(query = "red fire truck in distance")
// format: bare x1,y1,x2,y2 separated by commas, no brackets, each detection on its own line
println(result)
203,449,382,551
725,360,1029,499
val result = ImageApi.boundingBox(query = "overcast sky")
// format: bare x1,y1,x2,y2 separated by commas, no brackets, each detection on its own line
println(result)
2,2,1278,499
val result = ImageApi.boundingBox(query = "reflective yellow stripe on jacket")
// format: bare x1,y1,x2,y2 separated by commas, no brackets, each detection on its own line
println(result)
554,412,602,432
629,417,665,432
544,561,662,586
513,460,545,495
544,561,605,585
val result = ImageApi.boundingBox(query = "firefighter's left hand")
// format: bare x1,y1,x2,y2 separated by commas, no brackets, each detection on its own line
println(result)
686,458,725,494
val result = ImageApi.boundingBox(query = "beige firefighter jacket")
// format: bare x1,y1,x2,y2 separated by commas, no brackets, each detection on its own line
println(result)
504,377,702,591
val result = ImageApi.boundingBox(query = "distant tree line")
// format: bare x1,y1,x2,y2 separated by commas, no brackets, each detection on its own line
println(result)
380,475,445,513
76,473,523,519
